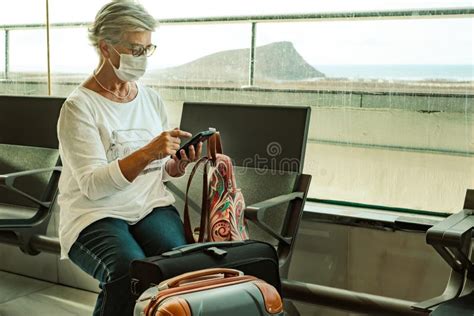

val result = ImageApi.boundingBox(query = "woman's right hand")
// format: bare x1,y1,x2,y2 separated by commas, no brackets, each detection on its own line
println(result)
143,129,192,161
118,129,192,183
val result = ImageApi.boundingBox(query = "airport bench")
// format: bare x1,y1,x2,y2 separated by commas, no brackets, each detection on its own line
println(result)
1,95,459,316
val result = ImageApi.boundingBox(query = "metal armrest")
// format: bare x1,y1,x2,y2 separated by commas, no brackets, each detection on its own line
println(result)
0,166,62,208
426,209,474,271
413,190,474,312
244,191,304,245
394,216,442,232
413,210,474,311
0,231,61,255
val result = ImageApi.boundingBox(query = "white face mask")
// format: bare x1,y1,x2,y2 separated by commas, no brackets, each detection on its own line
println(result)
109,46,147,82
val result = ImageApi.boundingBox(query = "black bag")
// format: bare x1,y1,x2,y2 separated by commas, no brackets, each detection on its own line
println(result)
130,240,280,298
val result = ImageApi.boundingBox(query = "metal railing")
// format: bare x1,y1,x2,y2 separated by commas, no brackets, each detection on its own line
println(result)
1,7,473,92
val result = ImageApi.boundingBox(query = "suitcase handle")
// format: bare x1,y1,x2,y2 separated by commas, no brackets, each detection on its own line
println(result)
162,241,246,258
158,268,243,290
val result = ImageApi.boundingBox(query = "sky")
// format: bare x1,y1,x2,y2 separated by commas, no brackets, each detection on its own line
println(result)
1,0,473,23
0,0,473,72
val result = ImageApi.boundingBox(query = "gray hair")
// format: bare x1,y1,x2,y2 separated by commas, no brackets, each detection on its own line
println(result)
89,0,157,49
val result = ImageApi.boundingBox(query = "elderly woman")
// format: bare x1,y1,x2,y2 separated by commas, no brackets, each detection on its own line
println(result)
56,1,199,315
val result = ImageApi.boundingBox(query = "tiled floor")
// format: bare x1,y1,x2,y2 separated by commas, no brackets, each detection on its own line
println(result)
0,271,96,316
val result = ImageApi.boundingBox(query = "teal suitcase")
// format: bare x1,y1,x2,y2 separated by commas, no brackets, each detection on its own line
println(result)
135,268,284,316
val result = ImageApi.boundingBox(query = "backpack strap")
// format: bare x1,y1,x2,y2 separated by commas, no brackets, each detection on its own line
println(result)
197,160,211,243
215,132,223,154
183,156,209,243
184,132,224,243
207,132,223,162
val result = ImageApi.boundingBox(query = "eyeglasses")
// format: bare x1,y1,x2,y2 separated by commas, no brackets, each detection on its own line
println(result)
120,42,157,57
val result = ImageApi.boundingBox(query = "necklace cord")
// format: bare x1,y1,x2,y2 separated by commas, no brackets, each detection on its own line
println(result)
93,71,132,99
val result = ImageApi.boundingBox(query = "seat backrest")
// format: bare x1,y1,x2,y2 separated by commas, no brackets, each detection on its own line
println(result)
0,95,63,149
0,95,100,291
0,95,64,217
179,102,310,173
171,102,311,278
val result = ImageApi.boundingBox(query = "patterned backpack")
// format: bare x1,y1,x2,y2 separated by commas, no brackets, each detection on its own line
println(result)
183,132,249,243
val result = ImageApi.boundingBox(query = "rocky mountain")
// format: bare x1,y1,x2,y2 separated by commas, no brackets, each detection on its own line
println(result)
150,41,324,83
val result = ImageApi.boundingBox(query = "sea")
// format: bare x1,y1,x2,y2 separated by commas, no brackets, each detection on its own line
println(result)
313,64,474,81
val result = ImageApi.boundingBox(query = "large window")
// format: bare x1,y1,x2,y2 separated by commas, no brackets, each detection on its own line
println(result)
0,1,47,95
253,17,474,213
141,23,251,87
1,1,473,214
256,18,473,91
141,0,472,18
0,32,4,77
48,0,108,95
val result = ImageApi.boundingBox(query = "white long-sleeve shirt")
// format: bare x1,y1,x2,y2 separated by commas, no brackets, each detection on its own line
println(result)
57,83,177,259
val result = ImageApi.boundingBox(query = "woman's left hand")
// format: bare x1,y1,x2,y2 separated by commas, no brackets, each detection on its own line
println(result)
170,142,203,174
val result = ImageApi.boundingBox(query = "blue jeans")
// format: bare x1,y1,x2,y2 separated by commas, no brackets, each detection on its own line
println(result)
68,205,186,316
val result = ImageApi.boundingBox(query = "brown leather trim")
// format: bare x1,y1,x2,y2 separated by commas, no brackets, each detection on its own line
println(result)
162,268,242,289
160,275,256,298
198,160,210,242
216,132,223,154
146,275,258,315
183,157,209,243
253,280,284,314
207,132,223,161
207,134,217,161
156,297,191,316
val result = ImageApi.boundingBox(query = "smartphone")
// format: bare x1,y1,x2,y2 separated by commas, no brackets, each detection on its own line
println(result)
175,129,216,159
